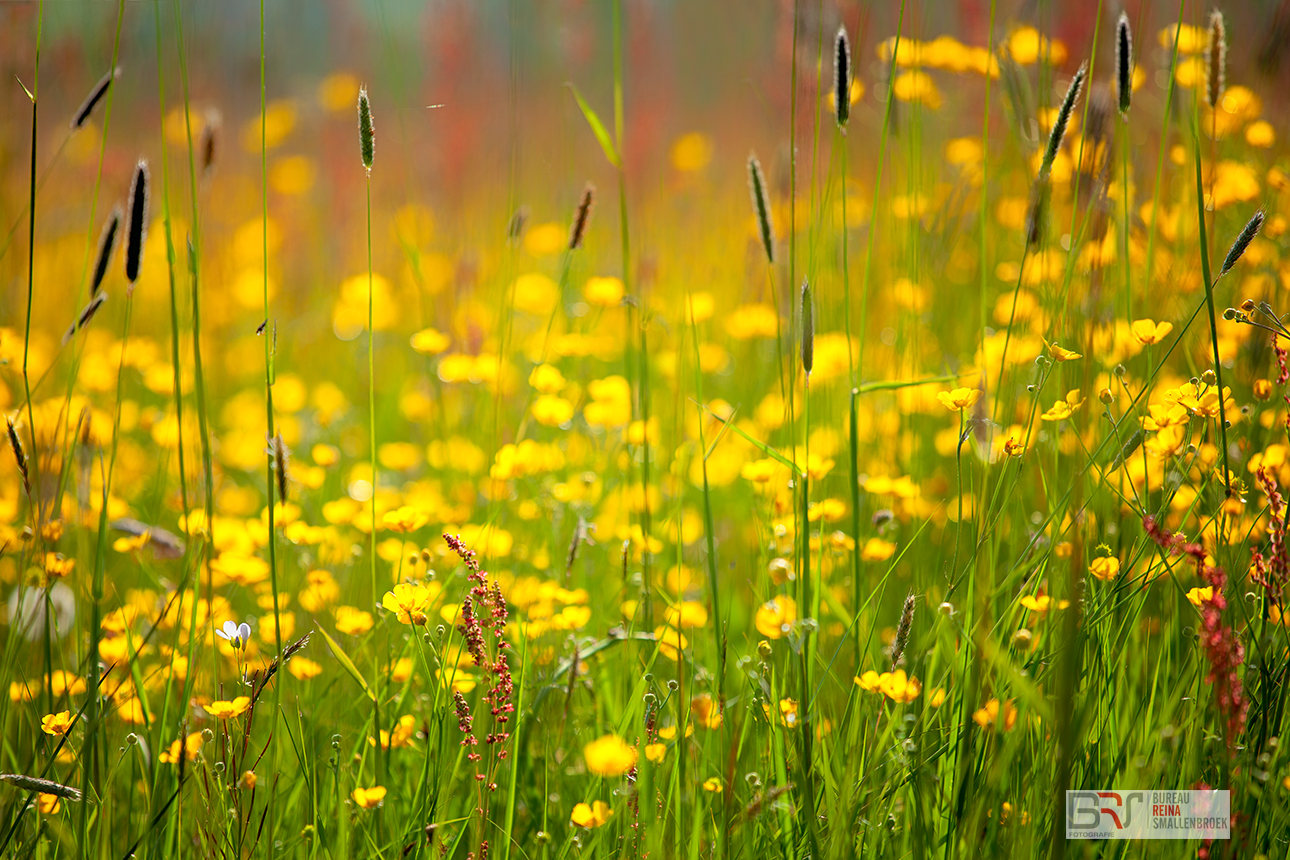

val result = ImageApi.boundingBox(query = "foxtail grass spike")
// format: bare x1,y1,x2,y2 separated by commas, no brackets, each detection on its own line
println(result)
1116,13,1133,117
1024,178,1050,247
1207,10,1226,109
569,183,596,250
800,278,814,377
748,154,775,264
834,25,851,129
90,206,121,296
890,593,916,669
358,87,375,172
508,205,530,245
70,66,119,130
1040,63,1085,180
6,418,29,498
124,160,149,290
63,292,108,346
268,433,290,504
1219,210,1265,277
200,110,220,179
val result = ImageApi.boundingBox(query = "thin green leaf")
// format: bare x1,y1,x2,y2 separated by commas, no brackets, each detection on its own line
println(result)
698,401,803,476
857,373,962,394
316,625,376,702
567,84,621,168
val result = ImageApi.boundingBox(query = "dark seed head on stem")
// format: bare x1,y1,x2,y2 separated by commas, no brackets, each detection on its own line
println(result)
1207,10,1226,109
91,206,121,296
1116,13,1133,117
834,26,852,129
568,183,596,250
124,160,150,290
358,87,375,172
6,418,30,498
747,154,775,264
800,278,814,378
71,66,120,131
1040,63,1086,181
1219,210,1265,277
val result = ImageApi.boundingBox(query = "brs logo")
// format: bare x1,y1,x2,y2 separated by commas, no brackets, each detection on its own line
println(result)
1068,791,1146,831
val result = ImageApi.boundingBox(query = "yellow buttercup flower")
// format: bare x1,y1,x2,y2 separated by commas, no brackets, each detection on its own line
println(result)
937,387,981,412
571,800,614,828
40,711,74,736
1186,586,1215,607
755,595,797,640
1088,557,1121,582
583,734,637,777
352,786,386,809
205,697,251,719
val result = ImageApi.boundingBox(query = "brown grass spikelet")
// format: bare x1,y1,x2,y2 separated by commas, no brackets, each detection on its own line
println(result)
267,433,290,504
6,418,30,498
1207,10,1226,109
71,66,119,130
569,183,596,250
63,293,109,346
90,206,121,296
200,109,221,180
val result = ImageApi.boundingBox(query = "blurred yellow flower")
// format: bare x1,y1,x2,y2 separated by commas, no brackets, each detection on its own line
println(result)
1186,586,1215,607
583,734,637,777
892,71,943,108
584,276,625,307
571,800,614,827
410,328,450,356
206,697,251,719
352,786,386,809
755,595,797,639
670,132,713,173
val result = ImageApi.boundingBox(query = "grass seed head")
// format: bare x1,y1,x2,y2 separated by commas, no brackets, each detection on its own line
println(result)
200,109,221,180
6,418,30,498
91,206,121,296
834,25,852,129
800,278,814,377
747,154,775,264
1207,10,1226,109
71,66,119,130
1025,177,1050,248
1219,209,1265,277
63,292,109,346
124,160,149,290
890,593,916,669
1040,63,1086,181
358,87,375,171
569,183,596,250
1116,12,1133,117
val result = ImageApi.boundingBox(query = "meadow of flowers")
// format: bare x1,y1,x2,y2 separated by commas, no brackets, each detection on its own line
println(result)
3,1,1290,857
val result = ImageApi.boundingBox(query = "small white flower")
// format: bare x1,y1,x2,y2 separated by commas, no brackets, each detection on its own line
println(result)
216,620,252,650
